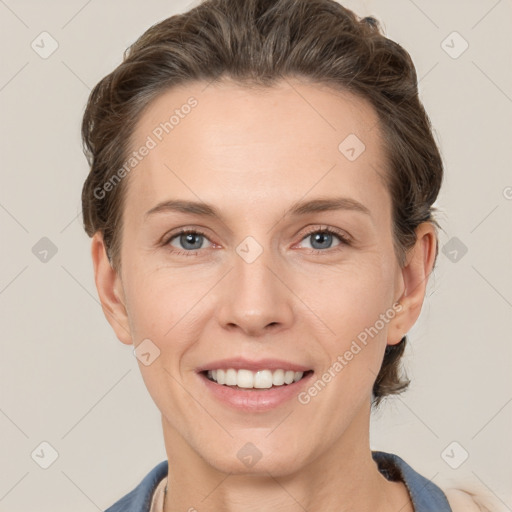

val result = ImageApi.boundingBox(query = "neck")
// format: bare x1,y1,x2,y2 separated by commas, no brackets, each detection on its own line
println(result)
160,405,413,512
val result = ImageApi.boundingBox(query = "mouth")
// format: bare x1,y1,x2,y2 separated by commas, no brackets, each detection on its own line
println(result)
196,358,315,411
200,369,315,390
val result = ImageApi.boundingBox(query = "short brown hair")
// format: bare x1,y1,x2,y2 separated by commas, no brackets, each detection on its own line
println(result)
81,0,443,408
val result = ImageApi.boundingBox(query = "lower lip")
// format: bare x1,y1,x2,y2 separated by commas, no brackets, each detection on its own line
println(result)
198,371,314,412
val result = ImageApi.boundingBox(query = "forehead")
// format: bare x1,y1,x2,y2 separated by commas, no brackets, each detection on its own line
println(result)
125,78,389,224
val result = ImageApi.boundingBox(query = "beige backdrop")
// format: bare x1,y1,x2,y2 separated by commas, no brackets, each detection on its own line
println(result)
1,0,510,510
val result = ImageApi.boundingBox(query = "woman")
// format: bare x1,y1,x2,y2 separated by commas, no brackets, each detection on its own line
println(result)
81,0,487,510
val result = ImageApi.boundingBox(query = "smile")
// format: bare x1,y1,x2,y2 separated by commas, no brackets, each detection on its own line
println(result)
199,369,315,411
205,368,311,389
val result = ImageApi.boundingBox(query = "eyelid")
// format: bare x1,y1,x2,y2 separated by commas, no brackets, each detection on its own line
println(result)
297,225,352,246
161,227,214,256
161,225,352,256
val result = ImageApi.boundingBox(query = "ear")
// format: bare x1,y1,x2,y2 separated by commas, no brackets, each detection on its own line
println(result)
387,222,437,346
90,232,132,345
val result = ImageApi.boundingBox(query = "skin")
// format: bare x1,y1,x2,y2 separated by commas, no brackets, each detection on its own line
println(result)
91,78,437,512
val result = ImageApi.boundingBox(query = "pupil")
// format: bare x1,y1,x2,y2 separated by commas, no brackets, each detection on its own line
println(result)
312,232,331,249
182,233,202,250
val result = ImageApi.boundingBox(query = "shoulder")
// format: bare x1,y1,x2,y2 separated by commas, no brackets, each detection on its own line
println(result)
444,488,490,512
105,460,168,512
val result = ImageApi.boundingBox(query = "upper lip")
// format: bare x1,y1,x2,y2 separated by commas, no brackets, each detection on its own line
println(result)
196,357,313,373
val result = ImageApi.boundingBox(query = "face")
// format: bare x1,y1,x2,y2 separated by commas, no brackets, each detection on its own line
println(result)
94,78,427,477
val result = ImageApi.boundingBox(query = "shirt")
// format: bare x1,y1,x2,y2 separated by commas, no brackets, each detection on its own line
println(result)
104,450,453,512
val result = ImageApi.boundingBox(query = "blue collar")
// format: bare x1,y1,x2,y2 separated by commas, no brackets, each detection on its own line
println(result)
371,451,452,511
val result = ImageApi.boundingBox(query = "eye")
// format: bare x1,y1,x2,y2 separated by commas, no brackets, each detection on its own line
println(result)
163,229,213,256
297,226,351,253
161,226,351,257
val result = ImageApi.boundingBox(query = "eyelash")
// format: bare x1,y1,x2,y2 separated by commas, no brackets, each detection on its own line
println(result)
161,226,351,257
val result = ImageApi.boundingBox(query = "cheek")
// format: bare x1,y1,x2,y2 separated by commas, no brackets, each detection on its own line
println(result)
122,267,210,413
297,259,395,372
123,242,396,360
301,258,395,330
123,264,212,348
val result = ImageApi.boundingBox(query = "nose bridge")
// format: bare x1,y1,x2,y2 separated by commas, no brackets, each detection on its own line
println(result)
219,234,293,333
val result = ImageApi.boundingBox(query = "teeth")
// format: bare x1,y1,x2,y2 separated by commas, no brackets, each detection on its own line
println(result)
272,369,285,386
225,368,237,385
206,368,306,388
216,369,226,385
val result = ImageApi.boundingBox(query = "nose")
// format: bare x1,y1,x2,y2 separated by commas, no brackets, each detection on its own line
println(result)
216,241,295,337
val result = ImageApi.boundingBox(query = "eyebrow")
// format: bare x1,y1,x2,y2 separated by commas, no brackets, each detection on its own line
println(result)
144,196,371,221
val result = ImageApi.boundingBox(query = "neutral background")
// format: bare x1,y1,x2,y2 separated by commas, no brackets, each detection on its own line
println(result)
1,0,510,510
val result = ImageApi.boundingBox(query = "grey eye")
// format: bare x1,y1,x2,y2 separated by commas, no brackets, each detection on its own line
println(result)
169,231,211,251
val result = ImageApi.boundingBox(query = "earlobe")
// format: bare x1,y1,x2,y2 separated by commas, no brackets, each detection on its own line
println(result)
90,232,132,346
387,222,437,346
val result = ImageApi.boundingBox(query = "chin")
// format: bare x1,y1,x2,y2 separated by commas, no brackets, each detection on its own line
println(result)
203,441,306,476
